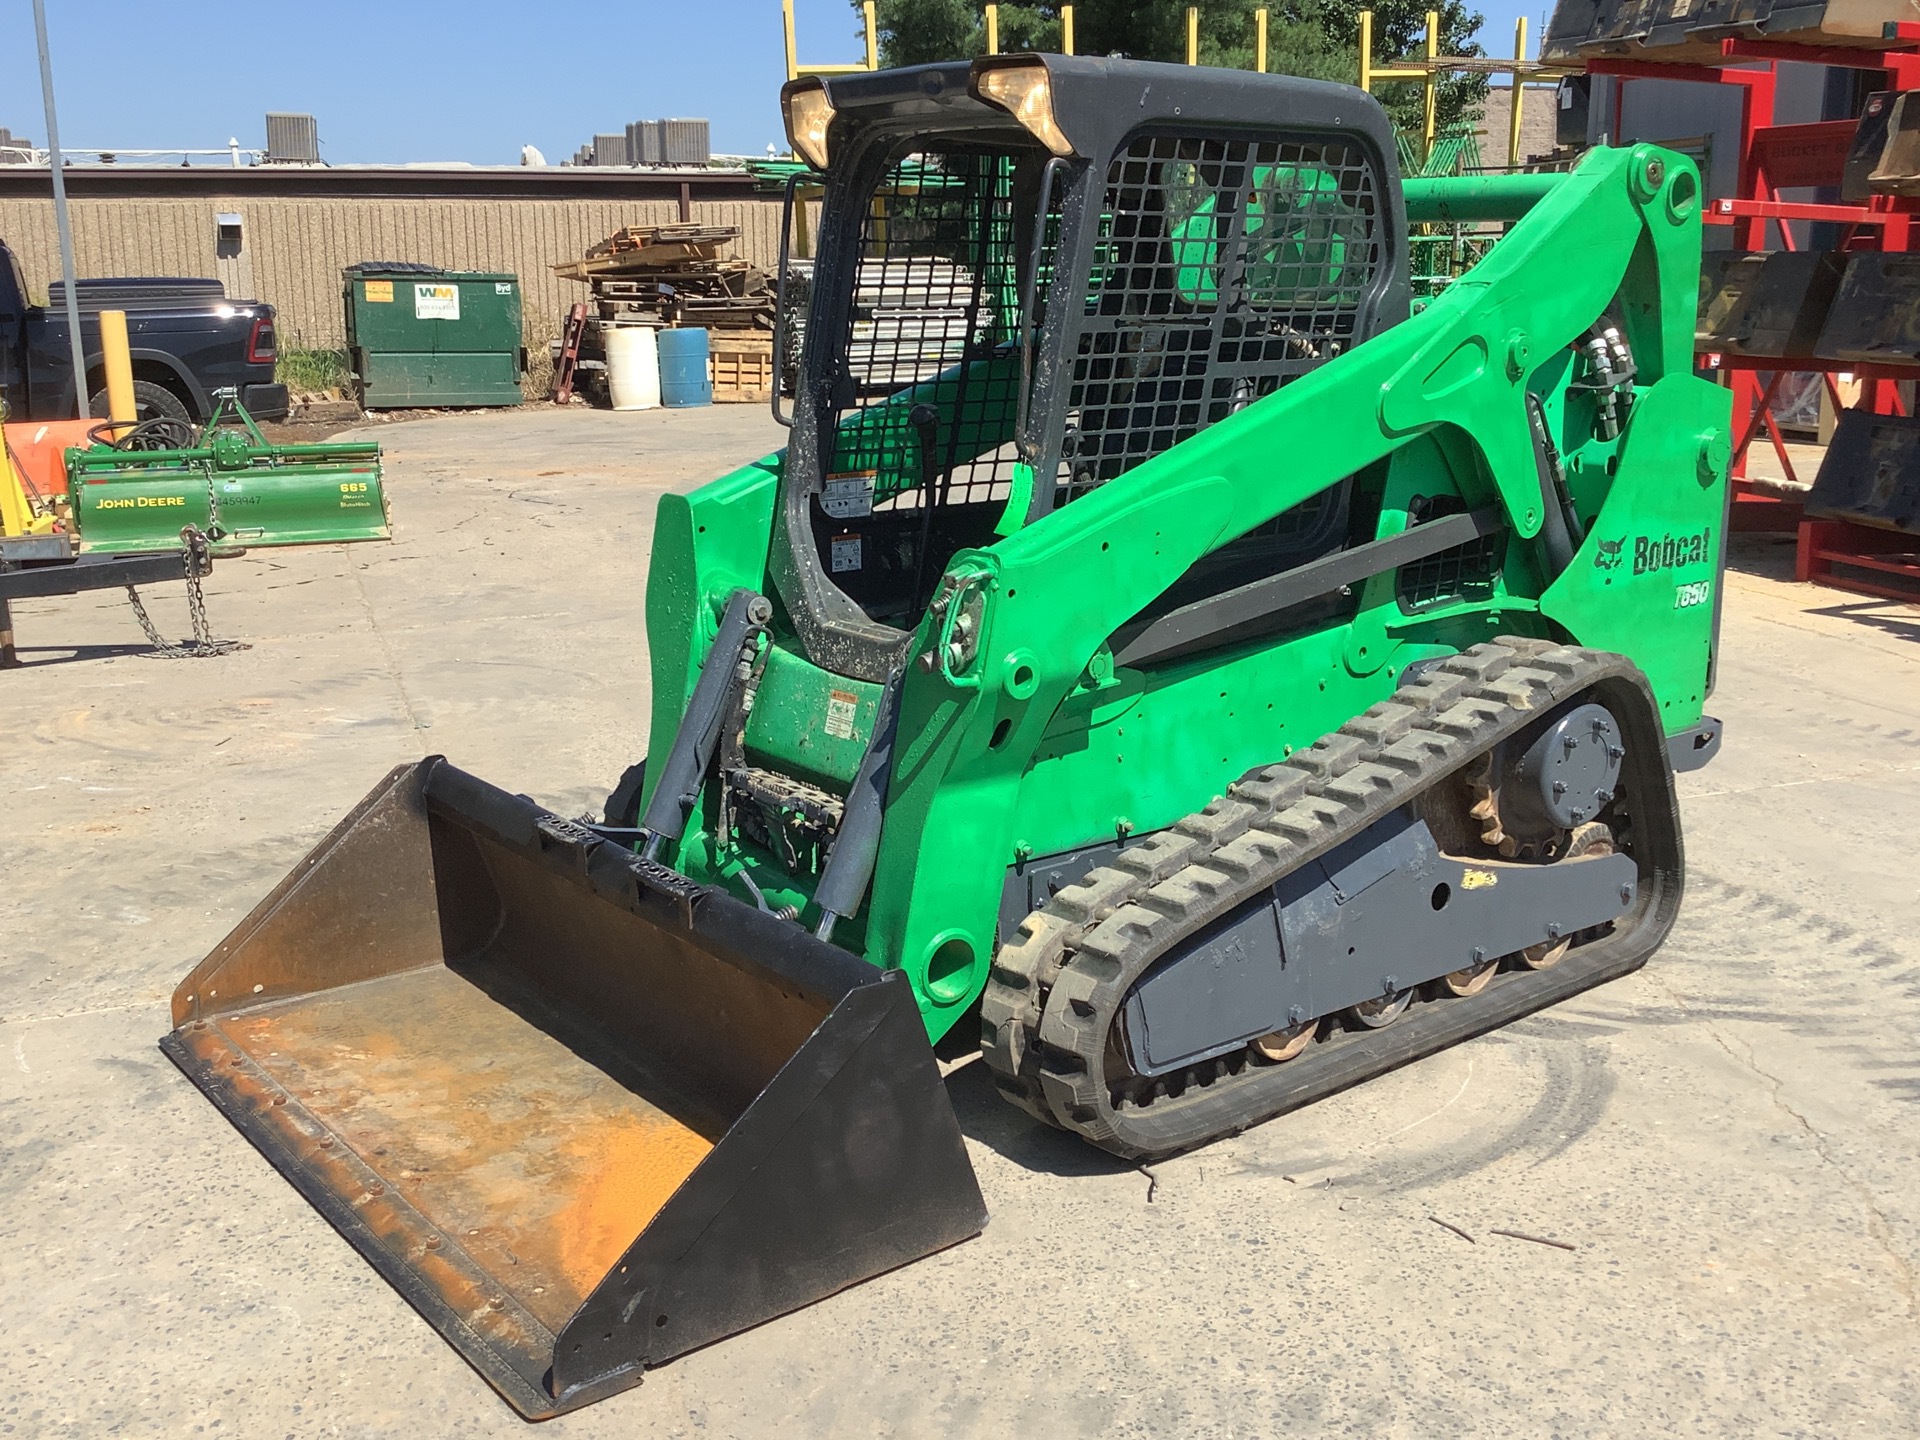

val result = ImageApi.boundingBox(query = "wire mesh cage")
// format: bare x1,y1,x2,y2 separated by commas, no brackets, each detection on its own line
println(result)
823,145,1042,516
1052,131,1387,505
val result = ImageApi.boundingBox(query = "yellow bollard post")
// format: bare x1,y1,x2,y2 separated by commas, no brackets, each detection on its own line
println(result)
1509,17,1529,169
1062,4,1074,54
1186,7,1199,64
1423,9,1439,167
1256,8,1268,72
782,0,799,82
986,2,999,54
99,308,136,439
0,402,35,539
863,0,878,69
1358,9,1373,90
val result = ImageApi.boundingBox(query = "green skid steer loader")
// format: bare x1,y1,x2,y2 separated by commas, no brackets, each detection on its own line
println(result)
165,56,1730,1418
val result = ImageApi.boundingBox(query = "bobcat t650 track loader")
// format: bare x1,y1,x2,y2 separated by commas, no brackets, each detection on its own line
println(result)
165,56,1730,1417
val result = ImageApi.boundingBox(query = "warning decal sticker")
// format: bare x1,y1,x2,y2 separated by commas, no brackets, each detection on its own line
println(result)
824,689,859,740
822,471,876,520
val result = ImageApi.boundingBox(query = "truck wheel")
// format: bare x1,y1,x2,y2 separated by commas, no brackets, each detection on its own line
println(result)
89,379,191,426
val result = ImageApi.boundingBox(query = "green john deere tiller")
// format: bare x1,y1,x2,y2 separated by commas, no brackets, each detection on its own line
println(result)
165,56,1730,1417
69,389,388,551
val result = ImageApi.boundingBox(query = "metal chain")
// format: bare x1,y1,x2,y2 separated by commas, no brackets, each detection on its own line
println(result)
204,457,223,539
126,527,247,659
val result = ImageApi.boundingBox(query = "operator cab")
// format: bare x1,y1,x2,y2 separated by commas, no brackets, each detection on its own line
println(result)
773,56,1410,683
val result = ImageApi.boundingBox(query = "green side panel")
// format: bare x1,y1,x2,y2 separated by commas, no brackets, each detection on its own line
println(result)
743,647,883,788
1010,625,1407,858
639,452,783,817
72,452,390,552
1540,373,1731,728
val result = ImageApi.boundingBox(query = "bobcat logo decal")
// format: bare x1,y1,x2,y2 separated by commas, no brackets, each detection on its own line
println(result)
1594,537,1625,571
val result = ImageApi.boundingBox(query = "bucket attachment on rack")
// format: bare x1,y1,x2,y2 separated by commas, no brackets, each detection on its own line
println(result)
1806,409,1920,534
1841,90,1920,200
1815,253,1920,366
1697,250,1846,360
162,758,985,1419
70,390,389,553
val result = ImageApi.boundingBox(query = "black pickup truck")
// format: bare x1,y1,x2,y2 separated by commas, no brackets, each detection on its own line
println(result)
0,238,287,424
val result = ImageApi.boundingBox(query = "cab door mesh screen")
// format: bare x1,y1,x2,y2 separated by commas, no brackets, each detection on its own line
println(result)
1057,133,1385,504
822,146,1033,514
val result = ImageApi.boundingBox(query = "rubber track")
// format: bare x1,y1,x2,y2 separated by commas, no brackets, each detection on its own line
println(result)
979,637,1684,1160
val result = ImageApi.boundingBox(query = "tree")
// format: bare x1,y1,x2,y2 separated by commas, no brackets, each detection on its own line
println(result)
859,0,1487,140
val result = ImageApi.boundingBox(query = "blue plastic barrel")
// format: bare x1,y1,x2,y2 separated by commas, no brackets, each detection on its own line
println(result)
657,327,713,408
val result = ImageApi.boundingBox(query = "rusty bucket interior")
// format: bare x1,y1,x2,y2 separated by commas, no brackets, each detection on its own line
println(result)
163,758,984,1419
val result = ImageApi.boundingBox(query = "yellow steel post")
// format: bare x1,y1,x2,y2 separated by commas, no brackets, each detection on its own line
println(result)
1256,8,1268,72
1509,16,1529,169
782,0,799,82
986,2,999,54
1361,10,1426,100
99,308,136,440
863,0,878,69
1423,9,1439,166
1062,4,1075,54
1186,7,1199,64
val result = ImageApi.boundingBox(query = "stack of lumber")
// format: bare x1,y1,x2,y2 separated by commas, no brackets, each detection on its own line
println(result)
553,223,774,332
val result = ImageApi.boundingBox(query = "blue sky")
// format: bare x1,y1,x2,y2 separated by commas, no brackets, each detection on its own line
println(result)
3,0,1544,166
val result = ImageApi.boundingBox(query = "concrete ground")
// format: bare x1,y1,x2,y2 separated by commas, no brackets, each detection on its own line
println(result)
3,407,1917,1439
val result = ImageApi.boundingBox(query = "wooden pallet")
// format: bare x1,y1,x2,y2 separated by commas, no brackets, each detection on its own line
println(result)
711,335,775,404
587,223,738,256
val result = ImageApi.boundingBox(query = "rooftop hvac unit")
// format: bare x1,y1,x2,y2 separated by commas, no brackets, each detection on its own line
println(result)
592,132,629,167
265,113,320,164
660,119,710,166
627,120,664,166
0,126,31,160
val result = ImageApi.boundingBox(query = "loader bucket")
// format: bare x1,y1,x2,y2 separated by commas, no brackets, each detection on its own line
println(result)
162,759,985,1419
1697,252,1764,350
1865,91,1920,198
1815,253,1920,365
1806,409,1920,533
1842,90,1899,203
1697,250,1845,359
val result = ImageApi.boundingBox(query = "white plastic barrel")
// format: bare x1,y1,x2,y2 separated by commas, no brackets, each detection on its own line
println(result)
605,324,661,411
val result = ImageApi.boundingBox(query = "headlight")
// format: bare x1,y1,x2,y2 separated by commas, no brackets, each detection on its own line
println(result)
972,58,1074,157
782,80,835,172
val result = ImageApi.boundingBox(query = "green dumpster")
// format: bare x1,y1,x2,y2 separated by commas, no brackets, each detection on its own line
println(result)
344,263,526,409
